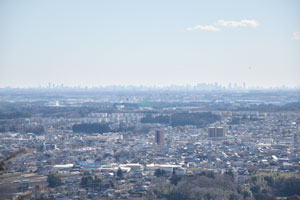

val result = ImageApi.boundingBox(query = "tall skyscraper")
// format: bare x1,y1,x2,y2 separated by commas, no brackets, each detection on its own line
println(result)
155,130,164,145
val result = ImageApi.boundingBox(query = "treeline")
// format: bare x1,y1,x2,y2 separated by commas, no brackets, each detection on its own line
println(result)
141,115,170,124
72,122,136,134
249,173,300,199
0,125,45,135
0,102,114,119
0,112,31,119
150,172,300,200
72,123,111,134
141,112,221,128
24,125,45,135
229,115,261,125
237,102,300,112
171,112,221,127
150,171,245,200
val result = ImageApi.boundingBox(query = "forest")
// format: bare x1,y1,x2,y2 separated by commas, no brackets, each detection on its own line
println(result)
149,171,300,200
141,112,221,128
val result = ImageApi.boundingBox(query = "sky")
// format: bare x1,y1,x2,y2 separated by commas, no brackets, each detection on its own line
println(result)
0,0,300,88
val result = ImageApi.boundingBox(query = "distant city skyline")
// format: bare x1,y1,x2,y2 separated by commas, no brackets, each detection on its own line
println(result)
1,82,299,91
1,0,300,88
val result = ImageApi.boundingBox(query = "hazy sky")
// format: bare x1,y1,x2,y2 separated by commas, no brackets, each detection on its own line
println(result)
1,0,300,88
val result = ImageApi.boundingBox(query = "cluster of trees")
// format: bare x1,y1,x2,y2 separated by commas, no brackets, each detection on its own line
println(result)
114,122,135,132
80,175,114,191
150,172,300,200
25,125,45,135
170,112,221,128
229,115,261,125
47,174,62,188
0,126,6,133
0,125,45,135
72,122,136,134
117,167,123,178
151,171,245,200
80,175,102,189
154,169,167,177
72,123,111,134
141,115,170,124
114,150,131,162
237,102,300,112
141,112,221,128
0,111,31,119
249,173,300,200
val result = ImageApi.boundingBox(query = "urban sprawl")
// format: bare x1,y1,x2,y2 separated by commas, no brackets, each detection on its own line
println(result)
0,89,300,199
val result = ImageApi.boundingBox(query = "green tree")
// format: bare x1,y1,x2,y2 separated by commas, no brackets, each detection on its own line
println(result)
117,167,123,178
228,193,238,200
80,175,101,189
225,169,235,180
154,169,166,177
0,126,5,132
72,123,110,134
47,174,62,188
170,170,181,185
242,188,252,198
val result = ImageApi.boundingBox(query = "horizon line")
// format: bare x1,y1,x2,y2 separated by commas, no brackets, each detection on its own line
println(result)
0,83,300,91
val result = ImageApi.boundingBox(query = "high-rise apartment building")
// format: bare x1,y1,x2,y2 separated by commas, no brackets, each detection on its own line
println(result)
155,130,164,145
208,127,226,137
208,127,216,137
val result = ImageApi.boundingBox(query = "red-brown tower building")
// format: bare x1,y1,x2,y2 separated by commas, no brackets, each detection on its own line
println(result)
155,130,164,145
